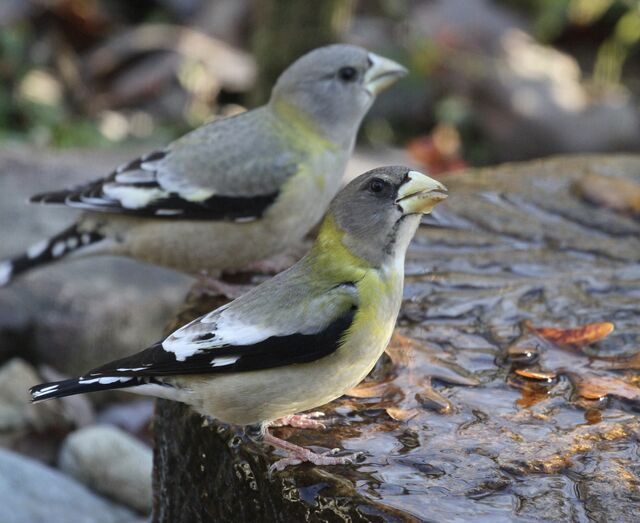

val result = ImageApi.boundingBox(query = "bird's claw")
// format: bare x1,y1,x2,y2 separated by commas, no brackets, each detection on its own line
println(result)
269,450,363,475
271,411,327,430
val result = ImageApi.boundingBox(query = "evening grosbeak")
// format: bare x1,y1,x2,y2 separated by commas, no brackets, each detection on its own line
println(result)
30,166,447,469
0,45,406,286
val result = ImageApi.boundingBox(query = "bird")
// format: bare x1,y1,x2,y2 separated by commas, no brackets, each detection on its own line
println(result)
30,166,447,470
0,44,407,287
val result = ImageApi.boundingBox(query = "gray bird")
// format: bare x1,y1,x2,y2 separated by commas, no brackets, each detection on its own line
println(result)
30,166,448,470
0,44,406,286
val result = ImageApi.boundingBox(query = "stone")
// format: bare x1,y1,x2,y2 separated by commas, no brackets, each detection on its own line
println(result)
59,425,153,514
0,358,71,436
0,448,135,523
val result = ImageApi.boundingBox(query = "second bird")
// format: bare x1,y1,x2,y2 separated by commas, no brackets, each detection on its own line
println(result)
0,44,406,286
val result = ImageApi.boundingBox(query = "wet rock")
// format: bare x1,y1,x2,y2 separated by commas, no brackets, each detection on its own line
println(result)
153,155,640,522
0,447,135,523
0,358,78,462
0,147,192,374
59,425,152,514
0,358,66,433
95,399,155,443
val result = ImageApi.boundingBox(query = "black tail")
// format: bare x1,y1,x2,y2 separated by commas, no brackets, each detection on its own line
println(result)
30,375,148,402
0,224,104,286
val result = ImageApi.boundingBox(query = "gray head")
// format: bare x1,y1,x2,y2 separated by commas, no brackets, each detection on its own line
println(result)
270,45,407,145
327,166,447,267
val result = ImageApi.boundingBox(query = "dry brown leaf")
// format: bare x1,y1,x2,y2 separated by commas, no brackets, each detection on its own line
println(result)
385,332,417,367
532,322,614,347
572,374,640,401
346,381,392,399
515,369,557,381
385,407,420,422
576,173,640,215
416,386,453,414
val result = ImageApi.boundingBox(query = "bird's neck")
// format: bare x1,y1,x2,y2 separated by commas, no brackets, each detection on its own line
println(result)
307,214,370,283
269,98,350,150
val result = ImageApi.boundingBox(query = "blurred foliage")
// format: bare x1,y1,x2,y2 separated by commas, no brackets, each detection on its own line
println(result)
0,0,639,167
502,0,640,86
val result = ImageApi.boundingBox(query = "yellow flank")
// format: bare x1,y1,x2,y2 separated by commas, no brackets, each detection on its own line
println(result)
354,273,389,339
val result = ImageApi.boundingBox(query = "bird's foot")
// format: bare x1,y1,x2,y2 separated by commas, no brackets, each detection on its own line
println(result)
271,411,326,430
195,272,253,299
263,431,362,474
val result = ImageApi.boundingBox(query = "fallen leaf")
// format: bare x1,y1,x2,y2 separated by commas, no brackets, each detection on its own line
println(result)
515,369,557,381
510,321,640,409
346,380,396,399
575,173,640,215
416,386,453,414
571,374,640,401
385,332,417,367
531,322,614,347
385,407,420,422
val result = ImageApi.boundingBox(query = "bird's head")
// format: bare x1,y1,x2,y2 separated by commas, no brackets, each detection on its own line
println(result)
270,45,407,144
319,166,448,268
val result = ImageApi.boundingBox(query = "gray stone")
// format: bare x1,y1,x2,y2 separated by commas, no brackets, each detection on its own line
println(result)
0,358,70,435
0,146,192,375
59,425,152,514
0,447,136,523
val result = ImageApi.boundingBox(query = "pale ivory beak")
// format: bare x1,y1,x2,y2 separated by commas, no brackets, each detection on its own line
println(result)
395,170,448,215
364,52,408,96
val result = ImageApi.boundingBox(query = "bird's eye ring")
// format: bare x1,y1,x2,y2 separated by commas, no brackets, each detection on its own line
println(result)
369,178,386,193
338,66,358,82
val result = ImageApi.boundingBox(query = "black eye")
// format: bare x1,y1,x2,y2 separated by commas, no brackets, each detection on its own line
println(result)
338,66,358,82
369,178,387,194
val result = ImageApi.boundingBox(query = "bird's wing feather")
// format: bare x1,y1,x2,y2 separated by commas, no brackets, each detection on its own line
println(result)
29,109,300,221
84,280,359,377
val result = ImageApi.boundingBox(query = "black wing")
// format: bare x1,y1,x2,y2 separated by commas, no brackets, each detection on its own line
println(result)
30,150,279,221
86,307,356,378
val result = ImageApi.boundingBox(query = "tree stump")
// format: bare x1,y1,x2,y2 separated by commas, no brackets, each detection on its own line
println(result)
153,155,640,522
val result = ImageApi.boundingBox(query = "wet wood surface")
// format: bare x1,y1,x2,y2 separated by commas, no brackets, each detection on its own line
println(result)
153,155,640,522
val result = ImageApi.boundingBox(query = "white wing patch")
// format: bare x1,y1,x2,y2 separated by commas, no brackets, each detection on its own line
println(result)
161,307,280,362
210,356,240,367
27,240,49,259
31,383,58,398
183,188,216,202
0,261,13,286
78,376,133,385
102,184,167,209
114,169,156,184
